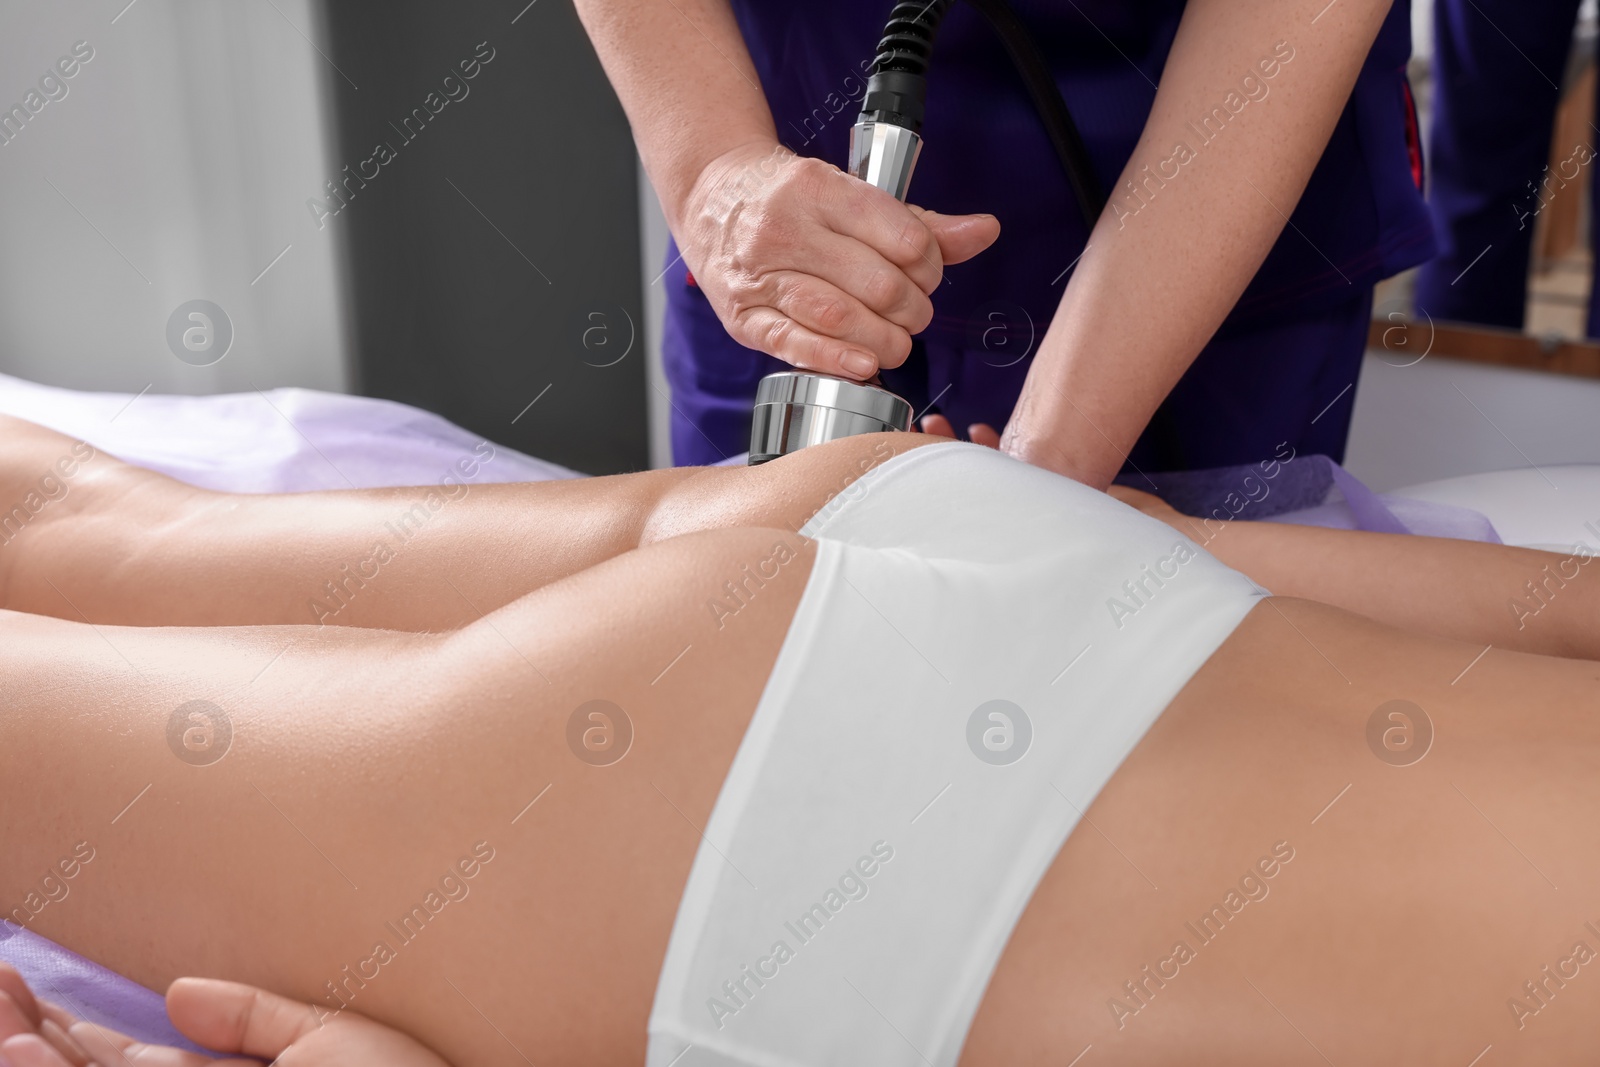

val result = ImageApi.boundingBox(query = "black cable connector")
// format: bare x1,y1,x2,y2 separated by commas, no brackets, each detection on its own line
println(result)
858,0,958,134
856,0,1106,228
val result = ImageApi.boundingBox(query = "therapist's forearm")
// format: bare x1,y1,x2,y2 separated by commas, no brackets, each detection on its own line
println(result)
571,0,777,228
1003,0,1394,488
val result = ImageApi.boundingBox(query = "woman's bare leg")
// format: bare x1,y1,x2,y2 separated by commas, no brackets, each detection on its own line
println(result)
0,415,914,630
1116,486,1600,660
0,412,681,629
1199,520,1600,660
9,409,1599,660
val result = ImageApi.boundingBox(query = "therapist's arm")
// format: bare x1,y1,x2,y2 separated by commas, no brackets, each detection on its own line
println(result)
571,0,999,378
1002,0,1394,487
569,0,774,239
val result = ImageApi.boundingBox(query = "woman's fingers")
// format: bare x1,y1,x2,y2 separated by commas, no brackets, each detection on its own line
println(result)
165,977,319,1060
0,1033,73,1067
67,1021,230,1067
0,970,90,1067
36,1021,90,1067
0,993,37,1045
0,968,257,1067
32,1006,73,1036
0,968,41,1030
62,1022,135,1062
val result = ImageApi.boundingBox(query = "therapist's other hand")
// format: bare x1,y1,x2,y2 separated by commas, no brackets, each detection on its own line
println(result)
678,141,1000,380
919,414,1001,449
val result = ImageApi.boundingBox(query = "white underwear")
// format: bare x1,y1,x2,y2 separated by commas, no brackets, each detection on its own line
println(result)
648,442,1266,1067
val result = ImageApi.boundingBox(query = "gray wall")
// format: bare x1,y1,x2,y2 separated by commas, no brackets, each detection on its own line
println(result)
638,159,673,469
1347,351,1600,491
322,0,649,475
0,0,652,477
0,0,349,395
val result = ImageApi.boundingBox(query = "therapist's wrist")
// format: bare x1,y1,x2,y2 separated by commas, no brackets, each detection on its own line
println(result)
659,134,784,236
1001,433,1112,489
1000,399,1122,491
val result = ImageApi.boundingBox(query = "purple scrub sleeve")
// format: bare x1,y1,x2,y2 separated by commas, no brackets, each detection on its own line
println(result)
662,0,1434,468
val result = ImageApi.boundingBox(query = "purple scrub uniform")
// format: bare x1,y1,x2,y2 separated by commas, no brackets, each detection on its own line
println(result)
1415,0,1593,335
661,0,1435,469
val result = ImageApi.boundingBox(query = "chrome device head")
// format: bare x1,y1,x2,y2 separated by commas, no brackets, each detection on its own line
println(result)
747,372,915,465
745,63,928,469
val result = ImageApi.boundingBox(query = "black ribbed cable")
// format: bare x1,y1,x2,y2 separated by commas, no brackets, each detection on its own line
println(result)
857,0,1105,228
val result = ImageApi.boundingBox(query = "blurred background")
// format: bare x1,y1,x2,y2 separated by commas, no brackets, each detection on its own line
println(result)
1352,0,1600,489
0,0,1598,484
0,0,657,475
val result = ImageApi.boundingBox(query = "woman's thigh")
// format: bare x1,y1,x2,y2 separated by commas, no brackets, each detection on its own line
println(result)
0,413,932,631
964,598,1600,1066
0,523,817,1067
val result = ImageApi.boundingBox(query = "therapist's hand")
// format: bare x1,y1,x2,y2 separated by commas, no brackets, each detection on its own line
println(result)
677,141,1000,380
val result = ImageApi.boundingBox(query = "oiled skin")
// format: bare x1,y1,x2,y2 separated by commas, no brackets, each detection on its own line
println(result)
1,418,1598,1065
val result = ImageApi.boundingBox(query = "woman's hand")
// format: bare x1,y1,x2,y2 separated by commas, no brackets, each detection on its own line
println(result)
677,141,1000,380
0,963,450,1067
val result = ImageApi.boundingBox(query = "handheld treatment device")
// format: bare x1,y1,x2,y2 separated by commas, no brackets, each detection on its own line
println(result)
747,0,1105,465
748,371,916,464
